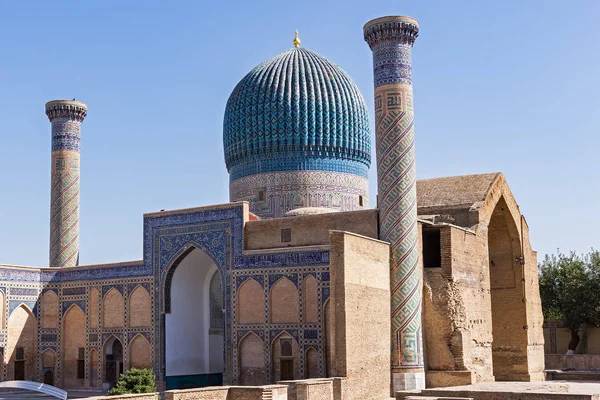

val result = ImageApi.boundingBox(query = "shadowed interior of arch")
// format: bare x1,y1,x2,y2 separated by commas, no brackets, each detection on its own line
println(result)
165,247,224,390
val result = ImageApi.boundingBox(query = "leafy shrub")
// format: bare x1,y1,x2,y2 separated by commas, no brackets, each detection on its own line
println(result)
108,368,156,396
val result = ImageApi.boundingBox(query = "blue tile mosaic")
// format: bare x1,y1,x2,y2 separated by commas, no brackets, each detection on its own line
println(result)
9,287,38,296
62,286,86,296
41,333,58,342
223,47,371,174
8,300,37,317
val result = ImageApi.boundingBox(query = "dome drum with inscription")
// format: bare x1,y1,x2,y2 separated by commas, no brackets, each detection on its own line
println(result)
223,33,372,219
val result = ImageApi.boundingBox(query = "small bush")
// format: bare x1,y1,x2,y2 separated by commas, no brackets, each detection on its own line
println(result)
108,368,156,396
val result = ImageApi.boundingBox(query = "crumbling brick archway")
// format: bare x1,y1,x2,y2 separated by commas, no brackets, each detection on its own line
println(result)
487,195,528,381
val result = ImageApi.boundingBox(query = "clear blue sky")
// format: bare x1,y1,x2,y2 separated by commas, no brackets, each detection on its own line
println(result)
0,0,598,267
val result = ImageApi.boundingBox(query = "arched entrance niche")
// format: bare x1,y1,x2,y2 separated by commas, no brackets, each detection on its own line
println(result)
61,304,86,388
271,332,299,382
103,336,123,390
42,349,56,385
165,246,224,389
7,304,36,381
488,196,528,380
238,332,265,385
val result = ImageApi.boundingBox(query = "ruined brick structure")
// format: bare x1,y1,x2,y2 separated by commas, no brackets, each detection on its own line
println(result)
0,15,544,399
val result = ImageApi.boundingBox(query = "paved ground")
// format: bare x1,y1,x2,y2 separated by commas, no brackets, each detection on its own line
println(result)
428,381,600,394
66,391,106,399
0,390,106,400
0,394,56,399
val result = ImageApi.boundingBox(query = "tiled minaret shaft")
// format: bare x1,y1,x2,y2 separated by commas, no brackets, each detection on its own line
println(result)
364,16,424,390
46,100,87,268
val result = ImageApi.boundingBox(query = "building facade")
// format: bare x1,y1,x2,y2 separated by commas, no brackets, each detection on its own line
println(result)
0,15,545,398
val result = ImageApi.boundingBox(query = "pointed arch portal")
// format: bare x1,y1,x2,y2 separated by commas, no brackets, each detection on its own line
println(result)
165,247,224,389
104,336,123,387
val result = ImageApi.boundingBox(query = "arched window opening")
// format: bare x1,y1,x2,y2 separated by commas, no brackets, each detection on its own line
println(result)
280,340,293,357
210,271,223,332
277,337,295,381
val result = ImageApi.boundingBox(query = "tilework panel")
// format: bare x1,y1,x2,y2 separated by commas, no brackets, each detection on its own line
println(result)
223,47,371,173
240,250,329,269
40,263,150,282
144,203,331,385
41,333,58,342
0,203,333,385
9,287,38,296
62,287,86,296
321,287,330,303
236,276,263,288
128,331,151,342
304,330,318,339
8,300,37,317
268,274,299,289
46,102,86,269
365,17,424,372
144,205,242,384
229,158,369,181
102,285,124,297
230,170,369,219
0,269,42,282
62,299,85,315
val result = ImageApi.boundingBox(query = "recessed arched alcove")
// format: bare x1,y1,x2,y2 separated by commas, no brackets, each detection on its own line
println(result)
103,336,123,390
488,196,528,380
165,246,224,389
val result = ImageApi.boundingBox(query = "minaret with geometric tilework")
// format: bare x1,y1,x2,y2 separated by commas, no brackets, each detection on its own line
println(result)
364,16,424,390
46,100,87,268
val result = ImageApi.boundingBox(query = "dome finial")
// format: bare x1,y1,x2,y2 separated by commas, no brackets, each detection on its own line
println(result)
293,30,301,48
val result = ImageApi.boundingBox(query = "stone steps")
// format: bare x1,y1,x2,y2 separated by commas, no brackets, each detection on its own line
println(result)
546,369,600,381
399,389,599,400
396,393,472,400
404,397,473,400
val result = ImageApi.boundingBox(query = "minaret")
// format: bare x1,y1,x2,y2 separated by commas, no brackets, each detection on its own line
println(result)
364,17,424,390
46,100,87,268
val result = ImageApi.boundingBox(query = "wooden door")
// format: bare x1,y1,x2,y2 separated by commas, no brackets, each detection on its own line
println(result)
44,370,54,385
280,359,294,381
14,361,24,380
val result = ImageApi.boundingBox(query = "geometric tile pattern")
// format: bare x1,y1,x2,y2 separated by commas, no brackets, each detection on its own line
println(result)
230,170,369,218
0,203,334,385
364,16,424,373
144,204,331,385
223,47,372,176
229,157,369,181
46,100,87,268
223,46,371,218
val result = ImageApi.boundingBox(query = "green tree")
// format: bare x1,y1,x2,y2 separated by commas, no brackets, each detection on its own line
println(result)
539,250,600,352
108,368,156,396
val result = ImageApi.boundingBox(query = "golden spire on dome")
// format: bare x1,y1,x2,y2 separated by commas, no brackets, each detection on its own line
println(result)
293,30,301,48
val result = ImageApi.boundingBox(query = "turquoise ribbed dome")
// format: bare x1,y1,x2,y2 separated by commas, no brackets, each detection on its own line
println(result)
223,47,371,179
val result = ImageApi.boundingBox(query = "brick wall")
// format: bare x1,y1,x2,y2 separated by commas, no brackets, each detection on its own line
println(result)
165,385,288,400
41,291,58,329
421,173,545,386
244,209,378,250
62,305,86,388
86,393,158,400
129,286,151,327
6,305,36,381
329,231,390,400
103,288,125,328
